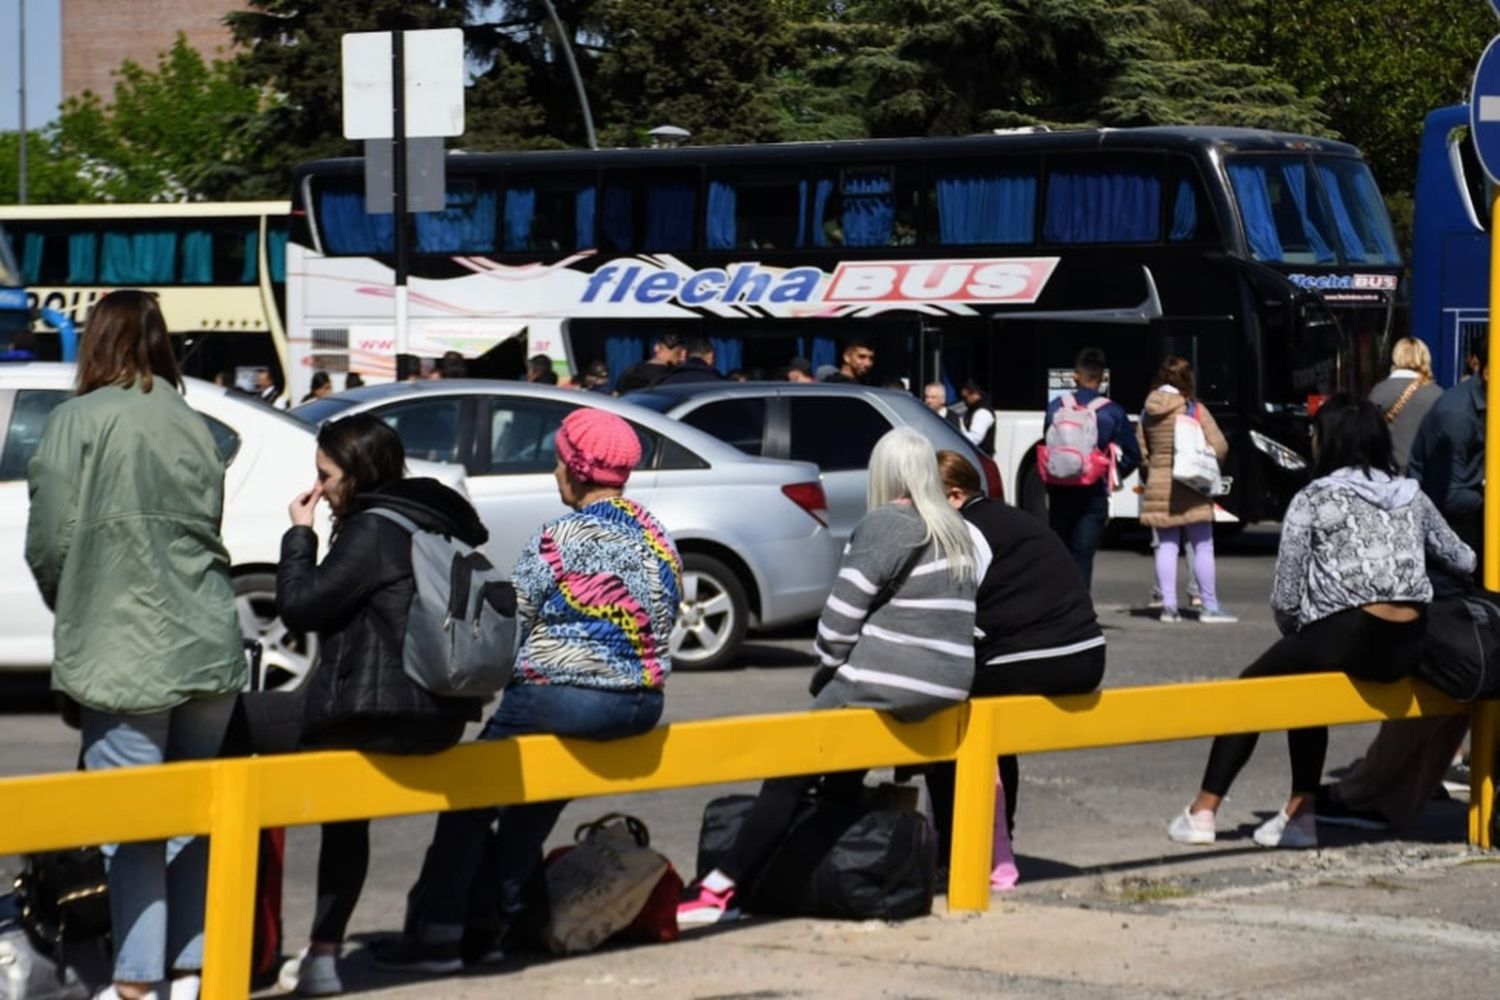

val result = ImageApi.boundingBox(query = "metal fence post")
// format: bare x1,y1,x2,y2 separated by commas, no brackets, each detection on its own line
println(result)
1469,700,1499,849
946,702,996,912
199,760,260,999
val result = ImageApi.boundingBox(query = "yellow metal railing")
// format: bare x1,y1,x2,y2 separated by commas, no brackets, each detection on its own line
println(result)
0,674,1494,998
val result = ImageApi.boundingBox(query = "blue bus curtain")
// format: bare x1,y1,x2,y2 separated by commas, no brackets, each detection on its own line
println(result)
1170,179,1197,241
1281,164,1336,262
319,190,395,254
935,172,1035,244
707,181,736,250
68,234,97,283
605,335,646,390
1043,168,1161,243
100,232,177,284
842,170,894,247
502,188,536,252
795,335,837,371
20,232,43,283
181,231,213,284
1317,165,1399,264
709,336,743,374
645,185,695,251
1228,164,1282,260
417,189,497,253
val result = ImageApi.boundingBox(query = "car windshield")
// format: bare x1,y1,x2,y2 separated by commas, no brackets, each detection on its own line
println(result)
290,395,365,425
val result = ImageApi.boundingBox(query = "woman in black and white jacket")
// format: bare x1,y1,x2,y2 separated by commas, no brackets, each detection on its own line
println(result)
1167,393,1474,850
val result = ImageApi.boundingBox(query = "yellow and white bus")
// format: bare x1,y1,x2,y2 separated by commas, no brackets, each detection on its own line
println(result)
0,201,292,395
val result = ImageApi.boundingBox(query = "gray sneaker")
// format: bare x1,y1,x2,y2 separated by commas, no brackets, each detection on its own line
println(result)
1198,607,1239,624
288,950,343,997
1159,608,1181,623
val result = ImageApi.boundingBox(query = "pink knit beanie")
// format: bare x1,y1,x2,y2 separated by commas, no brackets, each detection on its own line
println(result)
555,407,641,487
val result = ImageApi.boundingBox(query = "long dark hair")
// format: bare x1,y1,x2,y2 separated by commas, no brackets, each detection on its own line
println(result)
75,290,181,395
1312,392,1395,479
317,414,405,517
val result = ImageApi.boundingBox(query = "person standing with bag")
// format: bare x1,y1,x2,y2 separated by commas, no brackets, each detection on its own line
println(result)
676,428,979,927
25,290,247,1000
274,414,487,996
1137,356,1235,623
1368,337,1441,475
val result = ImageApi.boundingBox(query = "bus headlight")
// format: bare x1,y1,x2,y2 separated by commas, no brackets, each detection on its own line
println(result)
1250,430,1308,471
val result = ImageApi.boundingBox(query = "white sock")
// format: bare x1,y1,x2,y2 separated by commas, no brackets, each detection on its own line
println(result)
701,868,735,893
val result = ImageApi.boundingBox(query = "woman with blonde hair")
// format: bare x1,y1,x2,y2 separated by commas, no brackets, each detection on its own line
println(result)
677,427,981,926
1138,356,1233,623
1369,337,1441,474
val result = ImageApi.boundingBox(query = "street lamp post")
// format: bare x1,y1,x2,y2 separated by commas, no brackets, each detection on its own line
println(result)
18,0,28,204
538,0,597,150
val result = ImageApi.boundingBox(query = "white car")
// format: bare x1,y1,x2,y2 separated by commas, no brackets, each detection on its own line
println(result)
0,363,462,689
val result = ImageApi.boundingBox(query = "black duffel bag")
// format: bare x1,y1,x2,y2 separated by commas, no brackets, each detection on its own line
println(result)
695,791,936,921
1420,590,1500,701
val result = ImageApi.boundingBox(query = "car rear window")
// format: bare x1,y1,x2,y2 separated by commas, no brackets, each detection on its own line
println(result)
678,398,767,457
787,396,892,471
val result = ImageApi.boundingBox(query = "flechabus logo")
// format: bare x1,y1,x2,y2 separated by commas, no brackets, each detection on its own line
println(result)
1287,272,1398,292
579,258,1060,308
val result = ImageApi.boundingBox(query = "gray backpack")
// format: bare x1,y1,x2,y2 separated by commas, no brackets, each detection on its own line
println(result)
369,508,518,698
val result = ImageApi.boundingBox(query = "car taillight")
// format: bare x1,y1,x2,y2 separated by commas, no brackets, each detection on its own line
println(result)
781,481,829,527
979,453,1004,501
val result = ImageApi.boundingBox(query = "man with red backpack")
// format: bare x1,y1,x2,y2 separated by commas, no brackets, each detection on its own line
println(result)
1038,348,1140,588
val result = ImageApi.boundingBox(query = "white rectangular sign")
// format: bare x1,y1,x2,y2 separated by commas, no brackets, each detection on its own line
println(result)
341,29,465,140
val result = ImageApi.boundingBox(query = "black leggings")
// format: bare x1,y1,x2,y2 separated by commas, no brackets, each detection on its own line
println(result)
1200,608,1424,798
927,645,1106,852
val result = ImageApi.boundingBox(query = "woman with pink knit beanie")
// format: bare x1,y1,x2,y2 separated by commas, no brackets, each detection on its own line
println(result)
386,407,683,972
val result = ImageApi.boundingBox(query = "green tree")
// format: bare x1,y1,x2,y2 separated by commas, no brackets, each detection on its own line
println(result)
0,131,94,204
1181,0,1494,193
48,33,262,202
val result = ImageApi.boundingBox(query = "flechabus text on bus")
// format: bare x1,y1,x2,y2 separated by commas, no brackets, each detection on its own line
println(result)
579,258,1060,308
1285,272,1398,292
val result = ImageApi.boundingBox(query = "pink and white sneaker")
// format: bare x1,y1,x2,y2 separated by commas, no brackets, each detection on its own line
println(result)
677,870,741,927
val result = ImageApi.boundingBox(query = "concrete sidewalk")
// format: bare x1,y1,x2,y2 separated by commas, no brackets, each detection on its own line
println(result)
308,838,1499,999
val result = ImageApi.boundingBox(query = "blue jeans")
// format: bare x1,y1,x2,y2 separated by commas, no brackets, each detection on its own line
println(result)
80,695,236,983
408,683,664,944
1046,487,1109,589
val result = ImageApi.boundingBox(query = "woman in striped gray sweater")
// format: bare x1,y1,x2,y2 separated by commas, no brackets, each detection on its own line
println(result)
678,427,979,926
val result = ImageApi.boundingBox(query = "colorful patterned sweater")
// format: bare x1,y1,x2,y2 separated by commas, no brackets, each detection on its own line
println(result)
511,497,682,690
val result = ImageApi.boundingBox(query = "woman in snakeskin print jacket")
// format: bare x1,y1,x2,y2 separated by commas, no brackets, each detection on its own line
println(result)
1166,393,1474,851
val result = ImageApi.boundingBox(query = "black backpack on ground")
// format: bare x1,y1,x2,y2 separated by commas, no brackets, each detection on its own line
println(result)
1420,590,1500,701
696,791,936,921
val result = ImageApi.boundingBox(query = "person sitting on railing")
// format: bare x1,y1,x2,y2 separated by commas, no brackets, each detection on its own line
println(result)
923,450,1105,871
274,414,487,996
379,407,681,973
1166,393,1475,850
677,427,980,926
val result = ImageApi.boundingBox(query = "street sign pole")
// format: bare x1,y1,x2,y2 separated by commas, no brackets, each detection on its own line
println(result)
391,30,412,379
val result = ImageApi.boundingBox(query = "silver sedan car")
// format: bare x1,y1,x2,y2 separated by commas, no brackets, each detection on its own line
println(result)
627,382,1003,545
294,381,840,671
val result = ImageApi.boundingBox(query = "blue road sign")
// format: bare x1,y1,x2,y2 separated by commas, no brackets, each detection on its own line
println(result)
1471,35,1500,185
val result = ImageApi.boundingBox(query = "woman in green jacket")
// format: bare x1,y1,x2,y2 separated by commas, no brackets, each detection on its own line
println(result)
26,290,245,1000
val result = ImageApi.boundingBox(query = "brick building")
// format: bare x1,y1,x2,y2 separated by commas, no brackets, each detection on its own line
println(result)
61,0,241,101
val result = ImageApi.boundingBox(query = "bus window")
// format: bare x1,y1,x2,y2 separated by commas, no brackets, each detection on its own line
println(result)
316,183,395,254
1167,159,1218,244
814,166,920,248
502,174,594,252
18,227,102,283
99,229,178,283
1043,159,1163,244
1225,156,1339,265
705,170,804,250
929,160,1037,245
601,171,698,252
414,179,500,253
1314,159,1401,265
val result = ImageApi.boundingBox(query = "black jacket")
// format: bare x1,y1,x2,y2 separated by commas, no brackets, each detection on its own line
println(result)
616,360,673,393
277,478,486,749
653,356,725,386
1409,377,1486,518
961,497,1103,672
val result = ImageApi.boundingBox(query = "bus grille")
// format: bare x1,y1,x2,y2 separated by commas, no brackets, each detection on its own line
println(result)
310,327,350,373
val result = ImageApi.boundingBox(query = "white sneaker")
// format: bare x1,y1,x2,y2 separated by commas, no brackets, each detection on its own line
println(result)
1198,607,1240,624
1253,809,1317,848
168,976,200,1000
1167,807,1216,845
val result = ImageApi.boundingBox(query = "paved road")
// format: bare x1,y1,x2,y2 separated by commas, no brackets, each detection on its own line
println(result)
0,528,1481,997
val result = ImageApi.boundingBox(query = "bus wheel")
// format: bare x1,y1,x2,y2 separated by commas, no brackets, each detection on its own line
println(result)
1019,455,1047,520
671,553,748,672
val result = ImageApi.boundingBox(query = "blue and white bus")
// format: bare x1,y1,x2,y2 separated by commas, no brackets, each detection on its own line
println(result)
0,222,30,356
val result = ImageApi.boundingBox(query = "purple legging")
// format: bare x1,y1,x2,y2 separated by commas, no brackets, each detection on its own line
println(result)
1156,523,1216,611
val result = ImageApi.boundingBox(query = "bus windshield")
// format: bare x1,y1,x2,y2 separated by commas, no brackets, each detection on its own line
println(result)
1226,155,1400,267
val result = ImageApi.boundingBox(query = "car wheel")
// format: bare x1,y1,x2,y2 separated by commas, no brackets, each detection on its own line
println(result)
233,571,317,691
671,553,749,672
1019,453,1047,520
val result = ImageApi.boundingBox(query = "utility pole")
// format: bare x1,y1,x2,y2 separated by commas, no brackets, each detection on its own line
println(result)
18,0,28,204
539,0,597,150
